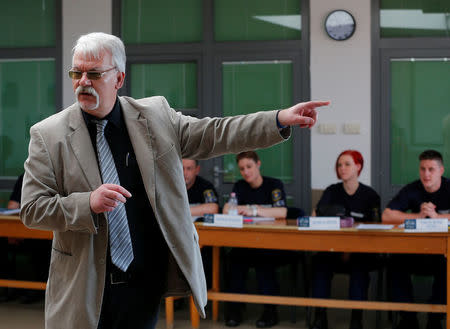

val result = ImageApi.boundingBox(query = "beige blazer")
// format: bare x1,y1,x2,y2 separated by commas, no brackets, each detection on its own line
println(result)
20,96,290,329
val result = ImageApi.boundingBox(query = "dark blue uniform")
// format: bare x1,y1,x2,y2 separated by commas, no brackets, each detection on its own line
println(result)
227,177,293,318
187,176,218,206
312,182,380,301
187,176,218,287
387,177,450,307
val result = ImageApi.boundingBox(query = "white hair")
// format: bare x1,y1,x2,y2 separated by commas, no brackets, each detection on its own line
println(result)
72,32,126,73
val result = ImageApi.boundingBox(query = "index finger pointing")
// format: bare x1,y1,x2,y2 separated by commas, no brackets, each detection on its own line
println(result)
307,100,331,109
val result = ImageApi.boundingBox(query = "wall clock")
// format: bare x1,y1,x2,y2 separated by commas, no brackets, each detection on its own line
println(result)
324,10,356,41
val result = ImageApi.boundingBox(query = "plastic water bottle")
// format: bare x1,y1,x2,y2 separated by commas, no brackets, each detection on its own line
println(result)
228,192,238,215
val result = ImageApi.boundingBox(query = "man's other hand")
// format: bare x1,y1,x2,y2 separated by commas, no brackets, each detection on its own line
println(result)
90,184,132,214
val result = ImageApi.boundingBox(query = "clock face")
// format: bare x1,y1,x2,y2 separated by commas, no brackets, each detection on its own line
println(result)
325,10,356,41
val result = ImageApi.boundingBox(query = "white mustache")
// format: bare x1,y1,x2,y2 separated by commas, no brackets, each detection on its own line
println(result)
76,86,99,98
75,86,100,110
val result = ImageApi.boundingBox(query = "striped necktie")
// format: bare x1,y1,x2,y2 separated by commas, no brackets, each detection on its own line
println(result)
95,120,134,272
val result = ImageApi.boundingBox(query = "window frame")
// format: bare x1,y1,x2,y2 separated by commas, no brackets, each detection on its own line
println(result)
113,0,312,210
371,0,450,207
0,0,62,193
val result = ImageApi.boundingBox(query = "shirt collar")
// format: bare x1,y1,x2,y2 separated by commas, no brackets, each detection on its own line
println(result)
81,98,122,129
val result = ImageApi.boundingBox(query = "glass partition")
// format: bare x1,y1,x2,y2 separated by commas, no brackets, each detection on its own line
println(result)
129,62,197,111
121,0,202,44
390,58,450,184
380,0,450,38
214,0,301,41
0,59,56,177
0,0,55,47
222,60,293,183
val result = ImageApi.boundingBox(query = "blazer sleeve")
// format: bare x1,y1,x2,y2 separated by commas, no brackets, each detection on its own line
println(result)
161,97,291,160
20,125,98,234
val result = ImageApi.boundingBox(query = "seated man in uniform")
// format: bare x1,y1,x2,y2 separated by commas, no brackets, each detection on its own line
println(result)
183,159,219,289
183,159,219,218
382,150,450,329
1,173,50,303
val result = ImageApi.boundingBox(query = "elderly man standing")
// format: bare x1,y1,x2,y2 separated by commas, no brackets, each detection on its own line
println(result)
20,32,329,329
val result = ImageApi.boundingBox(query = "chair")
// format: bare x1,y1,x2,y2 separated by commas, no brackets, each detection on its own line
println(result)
165,295,199,329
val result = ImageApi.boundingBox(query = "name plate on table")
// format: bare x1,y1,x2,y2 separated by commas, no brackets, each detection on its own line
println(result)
404,218,448,232
297,216,340,230
203,214,243,228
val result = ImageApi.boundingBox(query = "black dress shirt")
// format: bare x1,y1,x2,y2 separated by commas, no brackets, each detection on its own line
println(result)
82,99,168,288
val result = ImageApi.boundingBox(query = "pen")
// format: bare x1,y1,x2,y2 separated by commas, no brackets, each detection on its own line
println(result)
126,152,129,167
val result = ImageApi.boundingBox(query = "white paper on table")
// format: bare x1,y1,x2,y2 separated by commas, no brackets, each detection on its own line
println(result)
356,223,394,230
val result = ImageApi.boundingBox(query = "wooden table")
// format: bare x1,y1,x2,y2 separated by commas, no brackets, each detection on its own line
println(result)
191,220,449,328
0,215,52,290
0,215,183,329
3,216,448,328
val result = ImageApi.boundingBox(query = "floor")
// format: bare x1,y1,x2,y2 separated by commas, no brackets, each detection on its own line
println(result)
0,296,396,329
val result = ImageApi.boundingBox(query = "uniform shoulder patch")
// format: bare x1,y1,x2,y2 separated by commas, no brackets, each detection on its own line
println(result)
203,189,218,203
272,189,285,207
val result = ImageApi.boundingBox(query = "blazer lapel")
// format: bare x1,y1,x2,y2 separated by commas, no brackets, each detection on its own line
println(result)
68,107,102,190
121,99,156,206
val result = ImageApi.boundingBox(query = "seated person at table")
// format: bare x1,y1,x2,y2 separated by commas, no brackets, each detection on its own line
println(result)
183,159,219,218
0,238,9,302
382,150,449,329
7,174,51,304
223,151,290,328
183,158,218,288
310,150,380,329
0,174,24,302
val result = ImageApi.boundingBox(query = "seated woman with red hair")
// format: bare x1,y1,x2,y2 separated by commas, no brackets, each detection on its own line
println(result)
310,150,380,329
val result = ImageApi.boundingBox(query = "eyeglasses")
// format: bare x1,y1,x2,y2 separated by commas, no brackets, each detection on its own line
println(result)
68,67,117,80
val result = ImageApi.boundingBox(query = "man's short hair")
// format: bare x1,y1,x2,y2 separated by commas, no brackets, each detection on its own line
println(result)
419,150,443,166
184,159,199,166
72,32,126,74
236,151,260,163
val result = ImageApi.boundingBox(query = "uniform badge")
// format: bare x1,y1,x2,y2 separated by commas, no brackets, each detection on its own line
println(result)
203,189,218,203
272,189,285,207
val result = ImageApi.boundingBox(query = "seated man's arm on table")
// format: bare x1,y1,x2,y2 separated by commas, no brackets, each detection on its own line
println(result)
250,206,287,218
190,203,219,216
382,199,447,224
382,208,422,224
7,200,20,210
382,183,423,224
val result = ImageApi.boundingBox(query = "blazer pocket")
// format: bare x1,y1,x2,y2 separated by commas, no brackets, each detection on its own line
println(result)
155,144,183,181
155,143,175,161
52,247,72,256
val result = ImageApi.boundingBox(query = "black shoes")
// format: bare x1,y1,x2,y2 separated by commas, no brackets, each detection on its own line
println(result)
225,304,278,328
225,304,242,327
255,305,279,328
225,316,242,327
